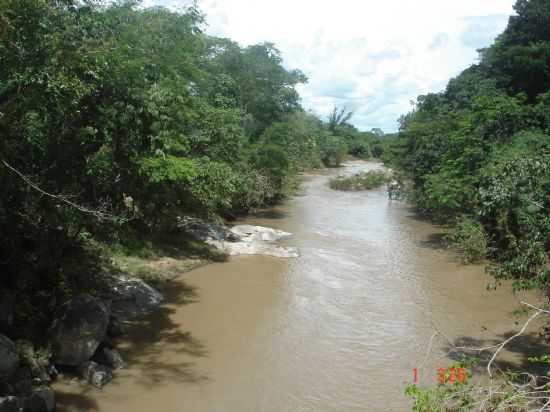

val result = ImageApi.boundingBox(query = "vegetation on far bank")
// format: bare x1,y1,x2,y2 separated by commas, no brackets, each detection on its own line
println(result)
382,0,550,409
329,170,392,191
383,0,550,293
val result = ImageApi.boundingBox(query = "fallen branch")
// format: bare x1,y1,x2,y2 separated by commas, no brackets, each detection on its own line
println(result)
414,301,550,411
2,159,119,221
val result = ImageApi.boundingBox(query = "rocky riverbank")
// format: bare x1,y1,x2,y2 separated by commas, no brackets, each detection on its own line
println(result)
178,218,299,258
0,276,163,412
0,219,296,411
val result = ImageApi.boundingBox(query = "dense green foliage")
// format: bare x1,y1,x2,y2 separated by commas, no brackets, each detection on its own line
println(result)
390,0,550,292
329,170,391,191
0,0,385,336
446,216,489,264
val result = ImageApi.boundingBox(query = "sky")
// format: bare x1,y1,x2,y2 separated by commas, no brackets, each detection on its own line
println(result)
144,0,516,133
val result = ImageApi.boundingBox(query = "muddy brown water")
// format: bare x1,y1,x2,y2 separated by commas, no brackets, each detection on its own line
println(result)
56,161,543,412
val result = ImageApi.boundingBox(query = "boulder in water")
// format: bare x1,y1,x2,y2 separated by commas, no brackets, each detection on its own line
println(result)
92,347,125,370
109,276,163,321
51,294,110,366
78,361,112,389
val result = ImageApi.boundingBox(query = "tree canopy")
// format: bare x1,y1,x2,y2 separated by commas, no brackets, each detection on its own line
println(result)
0,0,385,336
388,0,550,291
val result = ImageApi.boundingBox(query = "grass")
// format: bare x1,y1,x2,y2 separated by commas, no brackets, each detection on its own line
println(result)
329,170,392,191
104,231,228,286
111,255,205,286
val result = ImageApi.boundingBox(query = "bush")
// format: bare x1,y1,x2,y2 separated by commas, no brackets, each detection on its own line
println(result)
329,170,392,191
320,135,348,167
448,216,489,263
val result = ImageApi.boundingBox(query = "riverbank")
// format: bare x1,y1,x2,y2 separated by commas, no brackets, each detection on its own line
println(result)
53,161,544,412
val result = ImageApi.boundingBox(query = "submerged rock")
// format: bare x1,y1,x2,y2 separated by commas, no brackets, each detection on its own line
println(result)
108,276,163,321
0,335,19,380
51,294,110,366
78,361,112,389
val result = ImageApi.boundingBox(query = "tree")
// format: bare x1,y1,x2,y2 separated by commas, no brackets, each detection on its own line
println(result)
328,106,354,133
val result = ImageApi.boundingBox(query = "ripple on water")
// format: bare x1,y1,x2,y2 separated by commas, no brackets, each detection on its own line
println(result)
55,161,543,412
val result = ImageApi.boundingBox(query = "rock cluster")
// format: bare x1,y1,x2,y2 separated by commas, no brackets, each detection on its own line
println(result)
178,217,299,258
0,274,164,410
0,337,56,412
50,295,110,367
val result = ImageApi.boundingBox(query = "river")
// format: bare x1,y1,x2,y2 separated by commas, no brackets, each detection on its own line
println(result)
56,161,542,412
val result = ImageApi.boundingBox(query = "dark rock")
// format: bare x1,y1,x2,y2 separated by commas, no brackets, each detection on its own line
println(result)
225,231,241,242
29,364,50,385
13,367,32,396
107,316,125,337
0,295,14,334
0,396,19,412
109,277,163,321
0,335,19,380
0,380,14,397
92,347,125,370
22,392,47,412
51,294,110,366
45,365,57,381
28,386,54,412
176,217,232,242
78,361,112,389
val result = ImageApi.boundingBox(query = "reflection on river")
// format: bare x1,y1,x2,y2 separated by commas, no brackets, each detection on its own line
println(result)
56,161,541,412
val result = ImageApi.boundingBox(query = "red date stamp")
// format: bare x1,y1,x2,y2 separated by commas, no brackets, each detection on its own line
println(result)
412,368,468,384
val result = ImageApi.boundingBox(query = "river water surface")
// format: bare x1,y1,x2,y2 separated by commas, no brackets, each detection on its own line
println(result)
57,161,542,412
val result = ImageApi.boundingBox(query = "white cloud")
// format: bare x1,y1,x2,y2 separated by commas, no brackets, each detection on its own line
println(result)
144,0,515,132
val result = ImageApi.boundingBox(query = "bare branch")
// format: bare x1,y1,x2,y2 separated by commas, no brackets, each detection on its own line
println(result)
1,159,118,221
411,302,550,411
485,307,544,378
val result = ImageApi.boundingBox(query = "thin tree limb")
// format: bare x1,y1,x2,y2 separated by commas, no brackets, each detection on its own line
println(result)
1,159,117,221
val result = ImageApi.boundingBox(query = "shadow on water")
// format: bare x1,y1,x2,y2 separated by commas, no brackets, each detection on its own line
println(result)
444,331,550,377
56,279,208,411
56,390,100,412
117,280,209,385
417,233,449,251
